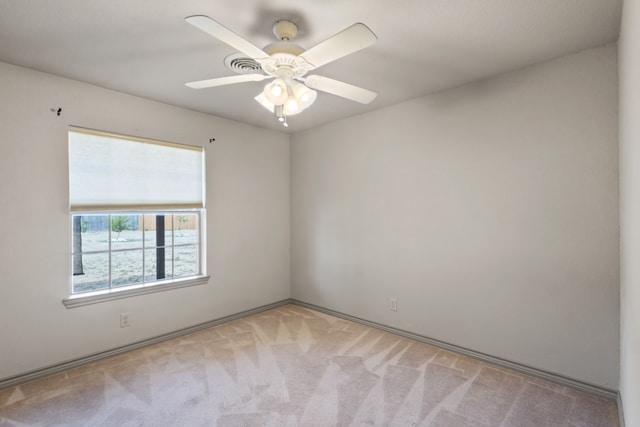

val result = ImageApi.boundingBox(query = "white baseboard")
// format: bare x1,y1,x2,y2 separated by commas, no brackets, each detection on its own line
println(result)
0,297,619,405
0,299,291,390
617,392,625,427
291,299,619,401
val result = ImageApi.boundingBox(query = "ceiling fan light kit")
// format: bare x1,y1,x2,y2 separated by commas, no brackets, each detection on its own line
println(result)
185,15,378,127
264,79,288,105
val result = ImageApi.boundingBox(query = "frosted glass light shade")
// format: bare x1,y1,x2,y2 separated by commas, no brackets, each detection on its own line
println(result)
293,83,317,109
264,79,288,105
284,97,301,115
255,92,275,112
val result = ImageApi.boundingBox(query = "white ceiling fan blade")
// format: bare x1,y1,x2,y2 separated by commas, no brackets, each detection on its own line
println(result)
186,74,268,89
304,75,377,104
298,23,377,69
185,15,270,61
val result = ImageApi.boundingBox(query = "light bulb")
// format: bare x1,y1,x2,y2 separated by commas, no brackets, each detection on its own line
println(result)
284,97,301,115
264,79,287,105
271,85,283,97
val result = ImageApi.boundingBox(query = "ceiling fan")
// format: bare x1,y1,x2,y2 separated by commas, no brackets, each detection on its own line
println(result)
184,15,378,126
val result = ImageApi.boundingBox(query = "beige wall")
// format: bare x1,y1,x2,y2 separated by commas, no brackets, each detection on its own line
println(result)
0,61,291,380
619,0,640,421
291,44,619,388
0,40,622,397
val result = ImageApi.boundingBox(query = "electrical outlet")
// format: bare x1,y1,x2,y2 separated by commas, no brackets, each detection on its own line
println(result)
390,298,397,312
120,313,130,328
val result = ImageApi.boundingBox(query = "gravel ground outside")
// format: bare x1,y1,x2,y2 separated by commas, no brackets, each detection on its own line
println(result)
72,228,199,293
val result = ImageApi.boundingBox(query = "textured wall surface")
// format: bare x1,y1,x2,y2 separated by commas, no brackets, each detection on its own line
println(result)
619,0,640,422
0,61,291,380
291,45,619,388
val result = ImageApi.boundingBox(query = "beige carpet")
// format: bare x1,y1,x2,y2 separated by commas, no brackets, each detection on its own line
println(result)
0,304,619,426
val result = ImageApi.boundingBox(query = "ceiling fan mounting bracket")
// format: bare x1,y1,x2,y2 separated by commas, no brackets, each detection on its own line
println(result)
273,20,298,41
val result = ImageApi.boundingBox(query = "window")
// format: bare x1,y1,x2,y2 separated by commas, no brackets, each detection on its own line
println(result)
64,128,207,308
71,212,201,291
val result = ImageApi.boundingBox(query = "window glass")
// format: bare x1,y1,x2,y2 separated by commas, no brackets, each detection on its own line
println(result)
71,212,201,294
72,212,202,293
111,215,143,250
72,252,110,293
175,246,199,278
111,250,144,288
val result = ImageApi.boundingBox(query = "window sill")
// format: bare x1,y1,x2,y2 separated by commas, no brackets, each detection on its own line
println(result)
62,275,210,309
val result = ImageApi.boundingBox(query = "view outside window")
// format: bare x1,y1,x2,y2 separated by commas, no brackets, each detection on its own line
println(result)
72,212,199,293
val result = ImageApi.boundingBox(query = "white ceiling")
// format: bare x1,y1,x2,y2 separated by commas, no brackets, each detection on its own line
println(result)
0,0,622,133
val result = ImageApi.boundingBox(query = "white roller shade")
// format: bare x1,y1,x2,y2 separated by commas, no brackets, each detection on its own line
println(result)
69,128,204,211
